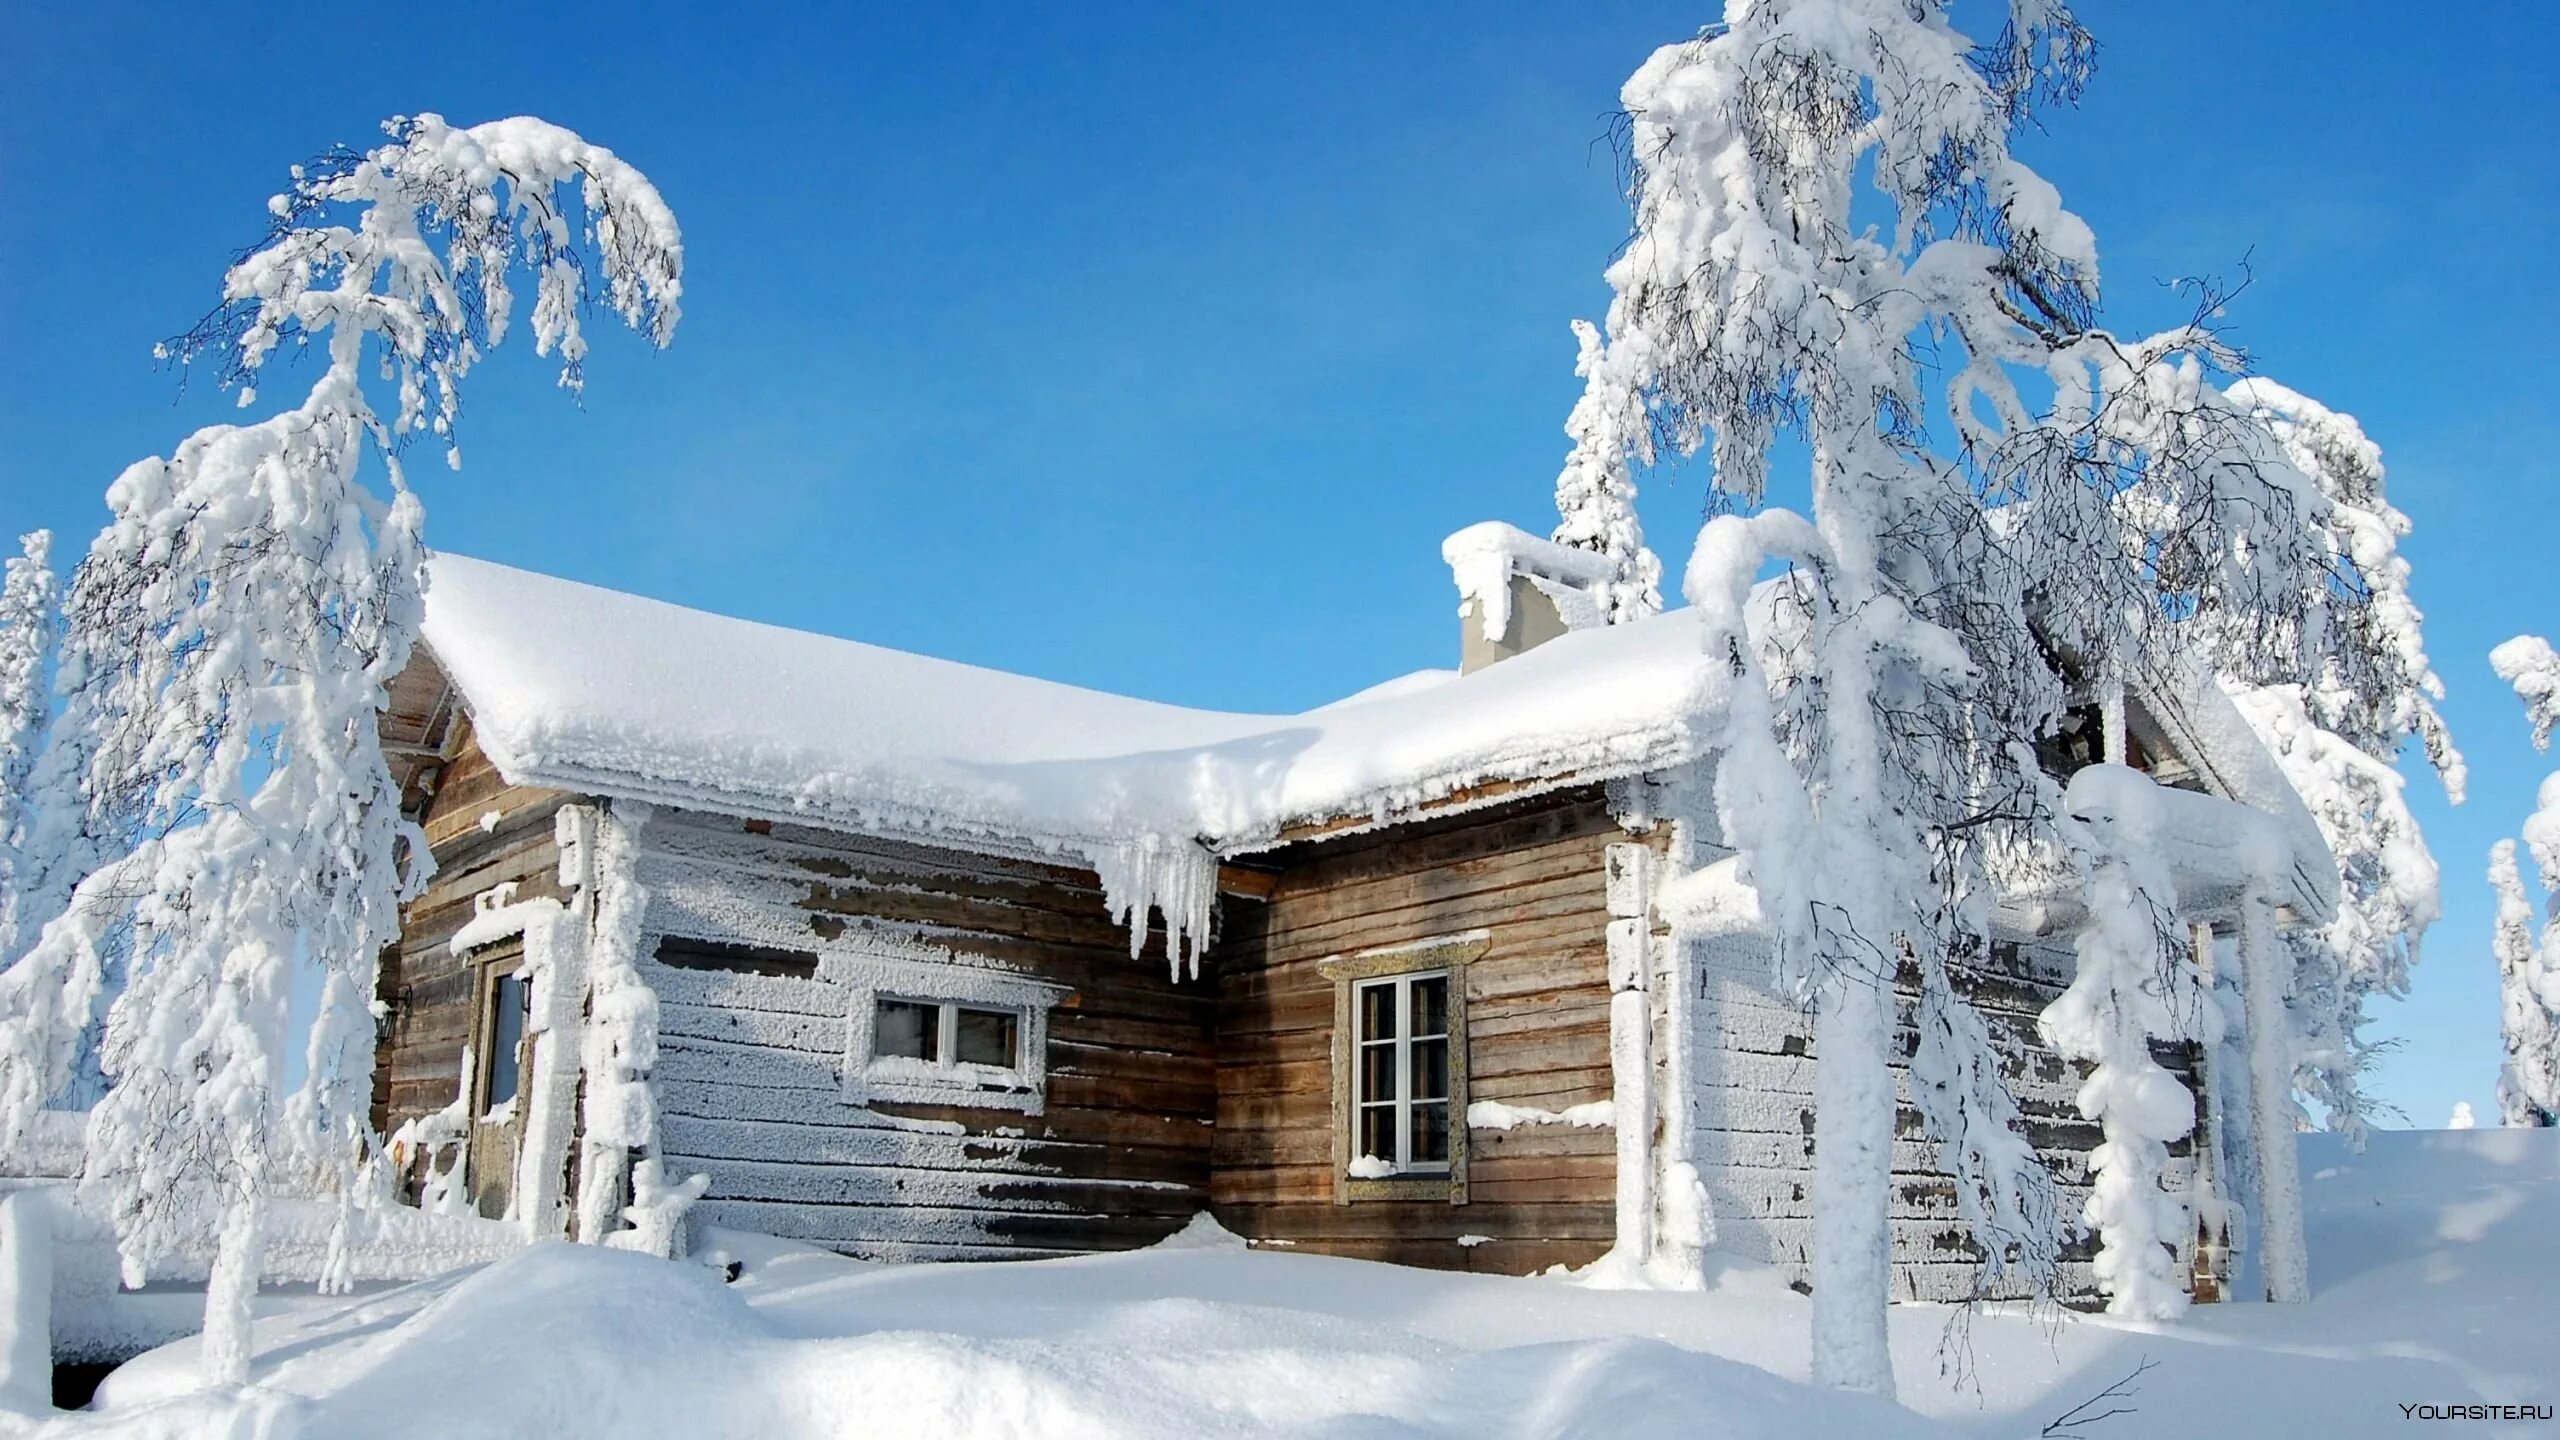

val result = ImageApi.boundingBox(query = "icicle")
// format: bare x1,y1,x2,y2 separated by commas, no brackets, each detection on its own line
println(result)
1087,834,1218,980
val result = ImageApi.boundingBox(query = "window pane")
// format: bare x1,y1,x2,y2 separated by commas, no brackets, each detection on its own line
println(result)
1359,1043,1398,1105
1410,1038,1448,1101
485,972,526,1109
1408,1101,1449,1166
954,1007,1019,1069
1358,982,1397,1042
1410,975,1447,1038
875,999,939,1062
1359,1105,1397,1165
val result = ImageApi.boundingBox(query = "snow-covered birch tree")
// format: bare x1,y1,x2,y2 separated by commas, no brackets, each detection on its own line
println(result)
2490,636,2560,1126
0,114,681,1386
1569,2,2391,1388
2222,380,2464,1144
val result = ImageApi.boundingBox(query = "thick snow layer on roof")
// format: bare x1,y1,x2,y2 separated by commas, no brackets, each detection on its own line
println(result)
420,555,1722,858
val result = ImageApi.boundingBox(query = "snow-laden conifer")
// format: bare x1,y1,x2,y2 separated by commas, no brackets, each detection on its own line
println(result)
2490,636,2560,1126
0,114,680,1385
1552,320,1664,623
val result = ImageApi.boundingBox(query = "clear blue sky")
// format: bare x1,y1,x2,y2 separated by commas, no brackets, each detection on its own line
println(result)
2,3,2552,1130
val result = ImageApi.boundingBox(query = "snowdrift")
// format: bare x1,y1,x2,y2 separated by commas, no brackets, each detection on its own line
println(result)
27,1127,2556,1438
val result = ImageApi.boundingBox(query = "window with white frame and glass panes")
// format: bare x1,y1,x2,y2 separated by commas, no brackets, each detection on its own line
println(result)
1352,970,1451,1172
872,997,1023,1072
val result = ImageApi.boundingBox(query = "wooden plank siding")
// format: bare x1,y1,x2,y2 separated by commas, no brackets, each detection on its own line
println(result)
374,710,573,1146
630,809,1215,1260
1683,921,2199,1305
1210,787,1640,1275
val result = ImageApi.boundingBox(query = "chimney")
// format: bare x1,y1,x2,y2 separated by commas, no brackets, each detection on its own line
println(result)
1441,522,1612,674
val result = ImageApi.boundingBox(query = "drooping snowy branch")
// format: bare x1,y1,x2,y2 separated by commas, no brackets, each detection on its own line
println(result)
0,113,681,1386
2228,682,2439,1143
2493,637,2560,752
2214,381,2463,1145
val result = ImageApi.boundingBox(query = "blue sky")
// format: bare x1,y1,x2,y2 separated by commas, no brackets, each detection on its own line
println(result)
2,2,2552,1130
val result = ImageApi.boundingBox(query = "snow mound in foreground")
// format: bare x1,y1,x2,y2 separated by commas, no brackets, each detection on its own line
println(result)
70,1241,1948,1440
43,1128,2559,1439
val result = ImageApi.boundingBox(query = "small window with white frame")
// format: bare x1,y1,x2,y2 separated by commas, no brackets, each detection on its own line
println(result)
837,956,1062,1115
1322,932,1482,1203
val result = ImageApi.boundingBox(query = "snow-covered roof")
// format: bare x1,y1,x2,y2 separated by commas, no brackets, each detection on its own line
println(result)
419,554,1725,861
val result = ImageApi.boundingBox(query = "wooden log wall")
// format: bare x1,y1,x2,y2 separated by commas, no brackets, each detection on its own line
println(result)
1210,787,1641,1275
375,713,574,1148
1684,919,2199,1305
632,809,1214,1260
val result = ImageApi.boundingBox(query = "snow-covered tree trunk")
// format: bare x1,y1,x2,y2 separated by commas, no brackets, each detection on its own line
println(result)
0,114,681,1387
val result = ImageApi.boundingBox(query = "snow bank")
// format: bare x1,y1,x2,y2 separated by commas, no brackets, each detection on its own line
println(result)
78,1237,1952,1440
421,554,1722,860
47,1129,2560,1438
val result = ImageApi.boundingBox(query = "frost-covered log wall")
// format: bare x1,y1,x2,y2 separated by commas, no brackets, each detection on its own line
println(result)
634,811,1212,1259
1686,922,2198,1305
1211,788,1648,1274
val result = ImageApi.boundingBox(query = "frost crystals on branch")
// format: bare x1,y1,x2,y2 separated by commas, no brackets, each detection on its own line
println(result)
0,113,681,1386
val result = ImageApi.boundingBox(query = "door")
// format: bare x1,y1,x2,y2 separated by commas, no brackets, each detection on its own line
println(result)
466,951,534,1221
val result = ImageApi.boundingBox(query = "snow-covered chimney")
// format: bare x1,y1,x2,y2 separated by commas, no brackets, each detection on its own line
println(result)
1441,522,1613,674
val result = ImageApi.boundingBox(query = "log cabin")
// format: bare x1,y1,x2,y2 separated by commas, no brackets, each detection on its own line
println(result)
371,522,2337,1305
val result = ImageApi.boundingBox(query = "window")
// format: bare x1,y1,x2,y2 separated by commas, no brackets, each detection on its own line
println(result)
1322,933,1482,1203
837,957,1064,1115
484,970,528,1112
1352,972,1451,1173
869,996,1024,1072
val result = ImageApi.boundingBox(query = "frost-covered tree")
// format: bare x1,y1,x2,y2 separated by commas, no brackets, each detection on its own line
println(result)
1553,320,1665,622
0,531,58,959
1574,2,2384,1389
2490,636,2560,1126
0,114,681,1386
2222,379,2464,1145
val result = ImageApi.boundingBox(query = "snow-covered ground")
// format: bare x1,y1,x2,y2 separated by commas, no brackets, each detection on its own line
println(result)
17,1128,2554,1438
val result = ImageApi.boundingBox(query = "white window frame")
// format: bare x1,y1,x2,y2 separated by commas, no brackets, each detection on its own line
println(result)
836,957,1063,1116
1350,970,1453,1176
